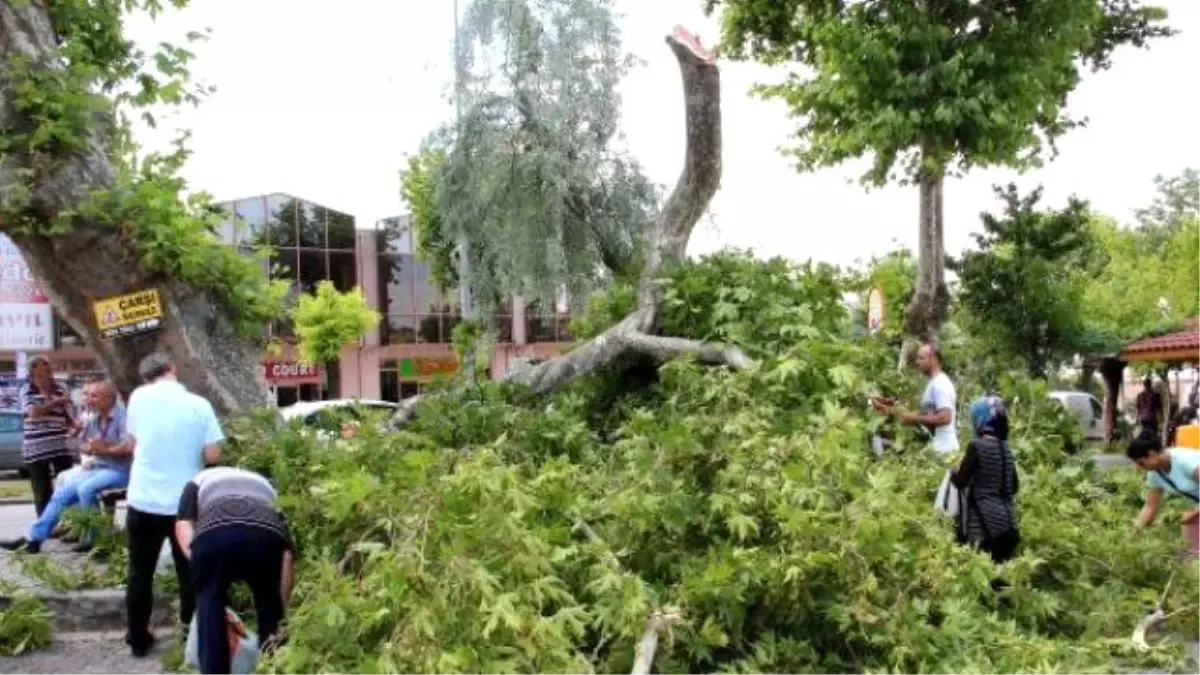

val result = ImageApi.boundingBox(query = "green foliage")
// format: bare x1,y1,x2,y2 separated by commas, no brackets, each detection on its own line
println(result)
0,585,53,656
418,0,660,309
952,185,1096,377
290,282,380,364
1,0,289,339
853,248,916,340
222,251,1196,673
400,146,458,291
1082,169,1200,348
705,0,1174,184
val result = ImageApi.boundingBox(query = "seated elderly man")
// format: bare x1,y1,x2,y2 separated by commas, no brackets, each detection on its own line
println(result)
1,380,132,554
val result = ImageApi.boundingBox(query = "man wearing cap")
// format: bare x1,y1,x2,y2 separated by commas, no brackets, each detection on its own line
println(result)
123,353,225,658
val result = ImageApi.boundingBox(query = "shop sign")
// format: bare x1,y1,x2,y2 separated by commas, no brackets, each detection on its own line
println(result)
399,357,458,378
263,360,321,383
93,288,163,340
0,235,53,350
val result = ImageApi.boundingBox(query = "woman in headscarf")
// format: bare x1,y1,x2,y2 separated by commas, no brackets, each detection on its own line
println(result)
950,395,1020,563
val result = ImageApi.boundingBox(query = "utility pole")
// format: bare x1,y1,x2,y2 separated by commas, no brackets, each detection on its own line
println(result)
453,0,477,380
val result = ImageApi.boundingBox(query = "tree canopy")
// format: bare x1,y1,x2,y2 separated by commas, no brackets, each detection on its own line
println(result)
952,185,1095,377
406,0,660,310
702,0,1174,344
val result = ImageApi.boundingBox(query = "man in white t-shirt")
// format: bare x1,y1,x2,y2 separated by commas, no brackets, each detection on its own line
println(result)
873,343,960,512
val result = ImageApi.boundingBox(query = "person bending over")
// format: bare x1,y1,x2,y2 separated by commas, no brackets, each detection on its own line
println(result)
175,466,295,674
1127,433,1199,557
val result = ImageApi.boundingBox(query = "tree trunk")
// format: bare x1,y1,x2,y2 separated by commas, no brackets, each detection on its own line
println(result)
1079,362,1096,394
904,152,949,347
0,1,269,413
393,26,750,428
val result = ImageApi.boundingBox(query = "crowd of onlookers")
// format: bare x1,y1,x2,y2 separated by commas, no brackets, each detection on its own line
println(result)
0,354,292,674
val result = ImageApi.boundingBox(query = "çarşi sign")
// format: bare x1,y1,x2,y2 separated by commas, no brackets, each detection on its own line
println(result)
93,288,164,340
0,235,53,351
262,360,322,384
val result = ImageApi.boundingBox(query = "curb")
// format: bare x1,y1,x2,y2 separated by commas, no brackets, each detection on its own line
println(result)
0,588,175,632
0,496,33,505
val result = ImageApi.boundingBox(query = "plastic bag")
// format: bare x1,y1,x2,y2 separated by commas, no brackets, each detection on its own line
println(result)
184,607,260,674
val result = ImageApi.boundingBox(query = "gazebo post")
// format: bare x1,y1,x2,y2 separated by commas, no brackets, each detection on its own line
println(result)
1100,357,1125,447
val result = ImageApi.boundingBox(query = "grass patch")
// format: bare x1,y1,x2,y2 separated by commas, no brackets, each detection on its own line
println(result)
0,480,31,500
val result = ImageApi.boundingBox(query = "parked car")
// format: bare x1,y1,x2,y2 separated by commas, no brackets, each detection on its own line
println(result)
1047,390,1105,443
279,399,399,440
0,411,23,474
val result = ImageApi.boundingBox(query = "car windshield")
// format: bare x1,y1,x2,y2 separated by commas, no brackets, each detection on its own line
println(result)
0,413,20,433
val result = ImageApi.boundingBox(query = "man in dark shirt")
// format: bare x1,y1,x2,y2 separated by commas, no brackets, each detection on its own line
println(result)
1137,377,1164,437
175,467,294,674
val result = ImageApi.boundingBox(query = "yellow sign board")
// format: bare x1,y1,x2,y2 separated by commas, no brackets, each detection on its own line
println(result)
93,289,164,340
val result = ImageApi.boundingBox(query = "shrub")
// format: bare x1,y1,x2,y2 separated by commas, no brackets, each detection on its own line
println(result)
0,584,53,656
222,251,1197,673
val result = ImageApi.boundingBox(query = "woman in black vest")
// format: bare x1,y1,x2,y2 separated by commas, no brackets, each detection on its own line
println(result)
950,396,1020,563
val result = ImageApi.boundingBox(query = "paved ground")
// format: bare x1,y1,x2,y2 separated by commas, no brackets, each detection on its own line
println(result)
0,631,169,674
0,502,172,569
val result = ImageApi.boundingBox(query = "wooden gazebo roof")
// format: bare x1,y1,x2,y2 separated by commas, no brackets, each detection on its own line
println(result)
1119,317,1200,363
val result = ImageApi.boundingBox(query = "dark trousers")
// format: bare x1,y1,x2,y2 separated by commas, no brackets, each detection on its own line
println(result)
27,455,76,517
125,507,193,650
979,529,1021,564
192,525,286,674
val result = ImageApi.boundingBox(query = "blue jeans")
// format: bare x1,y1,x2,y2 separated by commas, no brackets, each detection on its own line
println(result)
28,466,129,543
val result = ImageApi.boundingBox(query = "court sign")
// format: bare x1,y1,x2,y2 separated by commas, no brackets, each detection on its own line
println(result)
93,288,164,339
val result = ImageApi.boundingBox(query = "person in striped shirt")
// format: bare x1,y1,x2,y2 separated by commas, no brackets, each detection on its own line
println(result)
175,467,295,674
21,355,78,516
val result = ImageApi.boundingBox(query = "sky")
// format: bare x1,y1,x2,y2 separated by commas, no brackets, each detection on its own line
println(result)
124,0,1200,270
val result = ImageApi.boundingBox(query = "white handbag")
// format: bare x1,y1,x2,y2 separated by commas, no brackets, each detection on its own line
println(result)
184,608,260,674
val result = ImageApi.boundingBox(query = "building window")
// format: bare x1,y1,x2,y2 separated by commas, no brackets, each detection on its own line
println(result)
328,210,356,250
329,251,357,293
525,299,573,343
234,196,268,247
298,202,326,249
219,194,358,342
297,249,328,294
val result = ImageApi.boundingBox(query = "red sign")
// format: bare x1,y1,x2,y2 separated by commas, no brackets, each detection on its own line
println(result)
262,360,321,383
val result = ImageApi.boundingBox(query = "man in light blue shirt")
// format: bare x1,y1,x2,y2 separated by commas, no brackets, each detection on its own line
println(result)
1127,433,1199,557
124,353,224,658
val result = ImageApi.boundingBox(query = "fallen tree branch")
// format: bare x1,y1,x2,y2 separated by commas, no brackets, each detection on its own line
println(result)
631,610,683,675
389,27,744,431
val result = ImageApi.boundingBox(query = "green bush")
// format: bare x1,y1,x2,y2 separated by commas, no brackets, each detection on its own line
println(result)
0,584,53,656
222,251,1197,673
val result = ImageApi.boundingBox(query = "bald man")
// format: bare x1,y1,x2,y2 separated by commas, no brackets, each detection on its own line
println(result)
1,380,133,554
872,342,960,513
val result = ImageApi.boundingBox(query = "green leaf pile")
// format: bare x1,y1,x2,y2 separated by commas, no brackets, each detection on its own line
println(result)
225,251,1198,673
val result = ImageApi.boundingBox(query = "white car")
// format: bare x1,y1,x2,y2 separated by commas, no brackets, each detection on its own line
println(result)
1047,390,1105,443
279,399,399,439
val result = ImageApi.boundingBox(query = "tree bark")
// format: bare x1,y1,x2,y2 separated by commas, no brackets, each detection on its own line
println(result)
0,1,269,413
904,153,949,344
393,26,750,428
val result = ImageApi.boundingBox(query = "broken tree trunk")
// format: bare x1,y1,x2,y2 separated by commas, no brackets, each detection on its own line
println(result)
0,1,269,412
393,26,751,428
